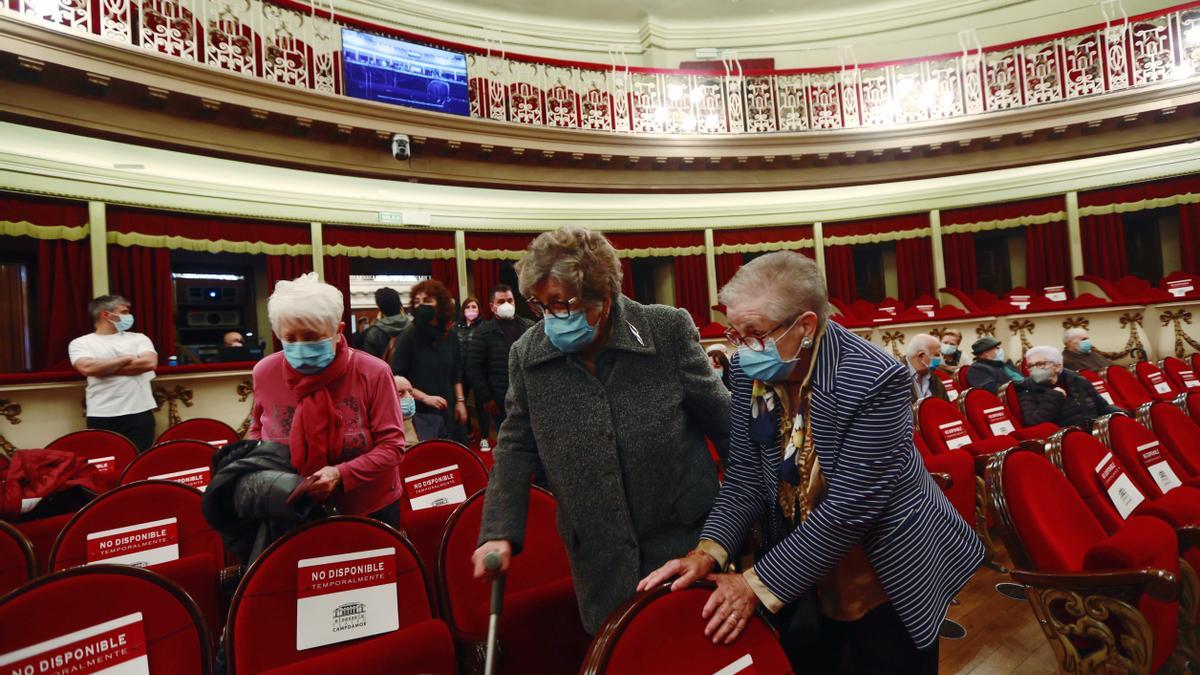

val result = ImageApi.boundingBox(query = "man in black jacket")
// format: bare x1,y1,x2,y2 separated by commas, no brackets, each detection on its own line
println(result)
465,284,534,434
1016,345,1124,431
360,287,410,360
967,336,1025,394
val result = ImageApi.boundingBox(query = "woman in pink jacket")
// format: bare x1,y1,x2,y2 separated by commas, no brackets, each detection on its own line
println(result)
247,273,406,525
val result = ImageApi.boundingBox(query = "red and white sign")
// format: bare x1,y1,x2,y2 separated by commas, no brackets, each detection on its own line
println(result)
87,457,117,474
296,548,399,650
1009,295,1031,310
1044,286,1068,302
0,612,148,675
982,406,1017,436
1136,441,1182,494
1167,280,1194,297
86,518,179,568
1179,370,1200,389
713,654,757,675
1091,380,1116,405
938,421,972,450
1095,452,1145,519
1147,372,1173,395
147,466,211,492
404,464,467,511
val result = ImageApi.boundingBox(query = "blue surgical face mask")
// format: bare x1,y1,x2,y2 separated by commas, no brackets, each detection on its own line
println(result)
931,356,942,369
940,342,957,356
544,309,596,353
995,348,1006,362
400,396,416,419
738,339,800,383
1080,339,1093,354
282,338,335,374
110,313,134,333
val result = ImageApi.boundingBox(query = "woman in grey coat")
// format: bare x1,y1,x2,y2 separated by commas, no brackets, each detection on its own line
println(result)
471,226,731,634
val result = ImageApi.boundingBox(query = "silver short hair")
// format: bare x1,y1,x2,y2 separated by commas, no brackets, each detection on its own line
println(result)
515,226,622,304
1026,345,1064,366
906,333,940,358
1063,327,1088,344
88,295,130,321
718,251,829,324
268,272,344,336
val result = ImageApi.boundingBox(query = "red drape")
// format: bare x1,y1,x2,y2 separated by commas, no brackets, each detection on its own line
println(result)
471,259,502,318
823,245,857,302
1080,212,1128,281
37,239,92,370
823,214,927,238
604,230,703,250
1180,203,1200,275
325,225,455,253
620,258,634,297
0,193,88,229
1079,173,1200,208
714,225,813,248
715,253,742,289
265,255,314,350
1024,221,1071,290
429,259,459,298
941,232,978,294
895,237,934,304
107,208,309,247
672,255,709,326
107,245,174,361
322,255,351,326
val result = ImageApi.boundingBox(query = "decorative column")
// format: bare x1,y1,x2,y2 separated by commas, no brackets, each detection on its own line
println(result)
704,228,719,321
1065,192,1084,296
309,222,325,280
454,230,468,302
88,201,109,296
813,222,826,278
929,209,947,292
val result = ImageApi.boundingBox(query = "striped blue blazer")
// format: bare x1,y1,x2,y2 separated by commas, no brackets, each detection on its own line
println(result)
699,320,983,648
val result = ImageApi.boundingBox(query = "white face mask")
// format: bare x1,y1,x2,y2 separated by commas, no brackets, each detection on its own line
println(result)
494,302,516,320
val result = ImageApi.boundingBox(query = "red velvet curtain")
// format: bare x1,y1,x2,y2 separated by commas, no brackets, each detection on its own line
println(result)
37,239,92,370
895,237,934,304
265,255,314,350
107,208,309,247
471,259,502,318
824,245,857,302
1080,212,1128,281
322,255,352,326
941,232,978,294
1025,221,1071,290
429,259,459,298
715,253,742,288
620,258,634,297
107,245,174,361
672,255,709,326
714,225,813,248
1180,203,1200,275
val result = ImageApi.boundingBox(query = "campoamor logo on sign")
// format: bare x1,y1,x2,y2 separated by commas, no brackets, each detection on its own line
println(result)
0,612,149,675
85,518,179,568
295,548,399,650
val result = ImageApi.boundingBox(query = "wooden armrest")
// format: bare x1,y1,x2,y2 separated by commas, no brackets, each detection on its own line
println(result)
1010,567,1178,602
1176,525,1200,552
930,472,953,490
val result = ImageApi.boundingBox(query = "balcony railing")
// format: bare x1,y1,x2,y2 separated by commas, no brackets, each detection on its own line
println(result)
5,0,1200,135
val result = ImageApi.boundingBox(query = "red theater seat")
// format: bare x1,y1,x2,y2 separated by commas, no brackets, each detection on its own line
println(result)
921,447,976,526
579,582,791,675
155,418,240,448
0,566,211,674
956,364,972,391
439,487,590,675
917,397,1018,460
1079,369,1122,408
397,439,489,572
47,481,225,639
46,429,138,482
1192,354,1200,377
0,520,35,596
120,440,216,489
1143,402,1200,478
12,514,73,575
1160,271,1200,301
1135,362,1184,402
1105,366,1153,409
1160,357,1200,393
226,517,454,675
962,387,1057,442
988,450,1181,672
1093,415,1200,502
934,370,961,402
1186,392,1200,423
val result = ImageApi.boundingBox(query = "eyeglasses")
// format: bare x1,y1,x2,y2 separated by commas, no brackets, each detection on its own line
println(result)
526,296,579,319
1027,361,1056,370
725,316,799,352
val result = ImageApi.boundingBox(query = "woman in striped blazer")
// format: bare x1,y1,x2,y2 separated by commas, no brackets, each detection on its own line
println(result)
639,251,983,674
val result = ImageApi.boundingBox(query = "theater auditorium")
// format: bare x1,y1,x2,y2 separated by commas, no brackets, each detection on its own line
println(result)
2,0,1200,672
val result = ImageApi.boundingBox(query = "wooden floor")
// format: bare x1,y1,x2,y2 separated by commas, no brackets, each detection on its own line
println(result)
939,558,1059,674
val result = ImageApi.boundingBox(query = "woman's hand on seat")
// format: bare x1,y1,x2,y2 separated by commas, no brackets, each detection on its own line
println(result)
636,550,715,592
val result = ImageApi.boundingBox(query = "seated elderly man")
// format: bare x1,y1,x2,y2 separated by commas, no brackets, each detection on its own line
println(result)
1062,327,1113,373
967,336,1024,394
1016,345,1123,431
904,334,949,402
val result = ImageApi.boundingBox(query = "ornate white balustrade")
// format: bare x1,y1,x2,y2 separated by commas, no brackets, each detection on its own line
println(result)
4,0,1200,135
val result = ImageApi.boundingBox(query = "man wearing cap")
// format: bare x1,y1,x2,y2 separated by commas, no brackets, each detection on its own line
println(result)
966,336,1025,394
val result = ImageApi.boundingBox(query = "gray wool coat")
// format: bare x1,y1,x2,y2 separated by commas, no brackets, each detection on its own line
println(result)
477,294,731,634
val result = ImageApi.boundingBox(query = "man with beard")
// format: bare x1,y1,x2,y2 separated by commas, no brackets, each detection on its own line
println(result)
390,279,468,443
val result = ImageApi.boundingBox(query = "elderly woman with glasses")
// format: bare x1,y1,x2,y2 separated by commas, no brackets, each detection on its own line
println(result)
639,252,983,674
471,226,731,637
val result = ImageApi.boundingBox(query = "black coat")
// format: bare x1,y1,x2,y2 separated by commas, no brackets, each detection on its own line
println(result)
464,317,534,409
967,358,1021,394
1015,369,1123,431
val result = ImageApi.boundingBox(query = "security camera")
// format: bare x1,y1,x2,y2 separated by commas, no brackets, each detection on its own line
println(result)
391,133,411,161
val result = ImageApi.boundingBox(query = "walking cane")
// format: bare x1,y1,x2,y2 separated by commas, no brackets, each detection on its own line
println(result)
483,550,506,675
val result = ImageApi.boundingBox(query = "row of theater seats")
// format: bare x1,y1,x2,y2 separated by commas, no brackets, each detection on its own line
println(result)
830,271,1200,327
910,351,1200,671
0,423,792,674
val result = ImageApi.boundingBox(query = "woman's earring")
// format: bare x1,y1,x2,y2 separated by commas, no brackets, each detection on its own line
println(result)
800,335,814,349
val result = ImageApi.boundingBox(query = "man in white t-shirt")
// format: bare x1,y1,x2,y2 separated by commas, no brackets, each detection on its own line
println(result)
68,295,159,450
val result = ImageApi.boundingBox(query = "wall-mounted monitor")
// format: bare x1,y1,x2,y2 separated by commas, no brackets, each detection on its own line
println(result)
342,28,470,116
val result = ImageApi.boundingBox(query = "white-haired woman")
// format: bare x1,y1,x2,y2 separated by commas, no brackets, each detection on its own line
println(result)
1062,327,1112,373
247,273,405,524
471,226,731,636
1016,344,1123,430
639,251,982,674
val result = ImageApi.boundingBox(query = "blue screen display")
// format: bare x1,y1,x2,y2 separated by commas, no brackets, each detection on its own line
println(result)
342,28,470,116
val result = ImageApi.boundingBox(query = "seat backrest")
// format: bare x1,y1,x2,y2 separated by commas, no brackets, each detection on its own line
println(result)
439,487,572,639
1161,357,1200,392
227,517,434,674
916,397,980,454
1058,430,1146,535
1000,382,1024,425
934,370,960,402
1161,271,1198,298
1136,362,1183,401
0,566,210,674
154,418,240,448
995,450,1107,571
913,430,934,460
1079,369,1120,408
1192,354,1200,376
1105,366,1152,408
398,440,489,513
956,363,971,390
1097,415,1189,500
120,440,216,489
962,388,1019,438
1188,392,1200,424
1147,402,1200,477
46,429,138,479
580,583,791,675
0,521,35,597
